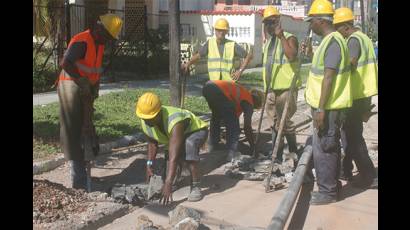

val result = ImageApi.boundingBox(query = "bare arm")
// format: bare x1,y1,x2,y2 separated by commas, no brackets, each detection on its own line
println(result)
165,122,186,185
350,56,358,71
182,53,201,74
147,137,159,161
280,36,298,62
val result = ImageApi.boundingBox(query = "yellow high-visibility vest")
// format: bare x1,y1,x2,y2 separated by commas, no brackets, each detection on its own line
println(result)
141,106,208,145
207,37,235,80
305,31,352,109
262,32,301,90
348,30,378,99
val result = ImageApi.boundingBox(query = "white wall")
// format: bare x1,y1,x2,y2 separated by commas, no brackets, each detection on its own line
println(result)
159,0,213,11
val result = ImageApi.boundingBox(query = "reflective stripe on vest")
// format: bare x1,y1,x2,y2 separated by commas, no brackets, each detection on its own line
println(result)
262,32,301,91
212,80,253,117
207,38,235,81
140,106,208,145
58,30,104,86
305,32,352,109
348,31,378,99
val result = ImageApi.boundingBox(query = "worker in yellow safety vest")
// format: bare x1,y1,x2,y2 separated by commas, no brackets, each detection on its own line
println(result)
135,93,209,205
181,18,253,81
260,5,301,161
302,0,352,205
333,7,378,189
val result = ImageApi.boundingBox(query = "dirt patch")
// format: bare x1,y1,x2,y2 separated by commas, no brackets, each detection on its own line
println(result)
33,179,89,224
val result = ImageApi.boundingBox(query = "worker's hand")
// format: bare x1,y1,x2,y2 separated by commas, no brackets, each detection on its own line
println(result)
274,24,284,39
231,69,243,81
145,165,154,183
181,63,190,75
159,180,173,205
300,41,313,58
77,77,92,97
362,104,377,122
313,111,325,132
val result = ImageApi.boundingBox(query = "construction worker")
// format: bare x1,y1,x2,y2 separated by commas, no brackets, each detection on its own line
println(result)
181,18,253,81
202,80,263,160
260,6,301,161
302,0,352,205
135,93,209,204
57,14,123,191
333,7,378,188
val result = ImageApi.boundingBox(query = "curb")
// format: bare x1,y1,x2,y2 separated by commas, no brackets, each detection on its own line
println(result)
33,133,144,175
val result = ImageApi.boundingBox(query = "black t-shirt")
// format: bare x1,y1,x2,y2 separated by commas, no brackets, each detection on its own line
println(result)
64,42,87,63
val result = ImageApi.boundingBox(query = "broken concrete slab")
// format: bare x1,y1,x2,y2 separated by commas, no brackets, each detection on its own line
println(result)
148,175,164,200
168,205,201,226
137,214,155,229
173,217,200,230
110,183,149,205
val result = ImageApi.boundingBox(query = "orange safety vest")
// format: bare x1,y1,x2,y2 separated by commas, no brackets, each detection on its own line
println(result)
212,80,254,117
58,30,104,86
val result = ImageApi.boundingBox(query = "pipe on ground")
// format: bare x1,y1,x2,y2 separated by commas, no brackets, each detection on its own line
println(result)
266,145,313,230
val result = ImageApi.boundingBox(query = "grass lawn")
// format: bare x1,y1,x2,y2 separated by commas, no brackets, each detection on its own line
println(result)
238,64,311,88
33,88,210,160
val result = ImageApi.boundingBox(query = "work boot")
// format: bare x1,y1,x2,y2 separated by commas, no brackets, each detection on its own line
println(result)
340,172,353,181
187,182,202,202
351,175,377,189
285,133,298,154
309,191,337,205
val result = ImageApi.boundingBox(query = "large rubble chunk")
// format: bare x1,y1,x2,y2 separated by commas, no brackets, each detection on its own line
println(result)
168,205,201,226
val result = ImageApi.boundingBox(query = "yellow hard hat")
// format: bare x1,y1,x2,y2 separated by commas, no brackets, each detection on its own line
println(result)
333,7,354,24
99,13,123,39
263,6,280,20
214,18,229,31
308,0,334,16
136,92,162,119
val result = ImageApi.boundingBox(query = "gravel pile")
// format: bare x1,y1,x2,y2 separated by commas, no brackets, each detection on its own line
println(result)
33,179,89,224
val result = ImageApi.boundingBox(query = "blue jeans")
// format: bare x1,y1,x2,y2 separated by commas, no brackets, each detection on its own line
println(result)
70,160,87,190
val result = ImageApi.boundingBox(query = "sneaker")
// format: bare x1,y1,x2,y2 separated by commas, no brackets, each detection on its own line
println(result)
309,192,337,205
187,183,202,202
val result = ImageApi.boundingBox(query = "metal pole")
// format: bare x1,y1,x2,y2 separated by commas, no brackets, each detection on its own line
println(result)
143,5,148,76
360,0,366,33
169,0,182,107
65,0,71,46
266,145,313,230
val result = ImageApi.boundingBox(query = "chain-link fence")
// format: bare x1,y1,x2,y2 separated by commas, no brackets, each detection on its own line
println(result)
33,0,170,93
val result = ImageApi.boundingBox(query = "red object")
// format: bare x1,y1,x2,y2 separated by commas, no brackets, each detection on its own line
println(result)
212,80,253,117
59,30,104,86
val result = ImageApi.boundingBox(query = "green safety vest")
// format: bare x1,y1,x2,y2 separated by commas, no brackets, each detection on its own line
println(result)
207,37,235,81
140,106,208,145
262,32,301,91
348,31,378,100
305,31,352,109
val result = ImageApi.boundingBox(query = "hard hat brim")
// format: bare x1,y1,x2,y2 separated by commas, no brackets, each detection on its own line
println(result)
136,107,161,120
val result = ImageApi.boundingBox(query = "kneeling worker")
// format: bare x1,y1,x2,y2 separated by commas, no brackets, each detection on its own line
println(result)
202,80,263,160
135,92,209,204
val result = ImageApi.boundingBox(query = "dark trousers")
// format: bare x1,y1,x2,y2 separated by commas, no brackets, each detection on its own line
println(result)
312,108,344,197
340,98,376,180
202,82,240,152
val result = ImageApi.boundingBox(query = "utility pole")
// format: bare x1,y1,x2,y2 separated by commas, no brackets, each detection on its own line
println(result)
169,0,181,106
360,0,366,33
